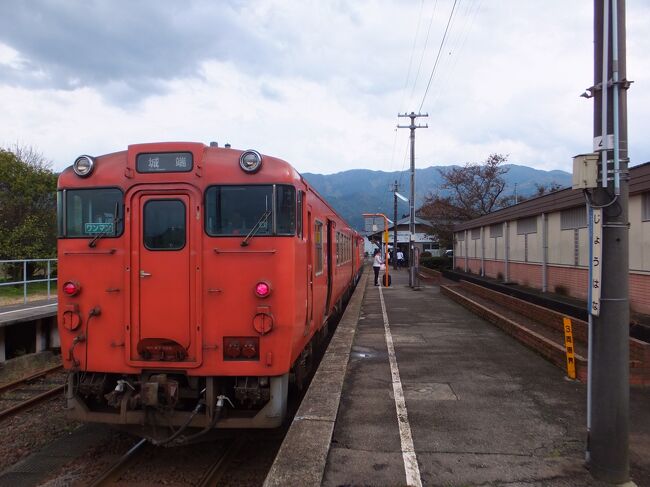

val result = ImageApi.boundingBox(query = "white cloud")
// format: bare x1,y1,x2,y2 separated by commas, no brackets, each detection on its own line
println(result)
0,0,648,174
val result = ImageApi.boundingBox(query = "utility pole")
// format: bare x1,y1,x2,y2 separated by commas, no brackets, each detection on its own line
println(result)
398,112,428,287
587,0,630,482
393,180,399,270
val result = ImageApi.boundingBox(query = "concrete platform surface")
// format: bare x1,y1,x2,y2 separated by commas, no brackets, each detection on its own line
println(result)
321,268,649,486
0,299,57,328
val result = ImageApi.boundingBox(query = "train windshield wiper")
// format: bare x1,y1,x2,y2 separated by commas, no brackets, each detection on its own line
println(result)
88,203,122,248
241,210,272,247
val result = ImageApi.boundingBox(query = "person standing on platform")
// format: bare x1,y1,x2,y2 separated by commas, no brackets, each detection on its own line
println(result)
373,249,383,286
397,250,405,268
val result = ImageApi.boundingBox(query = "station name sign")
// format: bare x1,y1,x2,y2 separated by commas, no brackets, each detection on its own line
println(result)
136,152,193,173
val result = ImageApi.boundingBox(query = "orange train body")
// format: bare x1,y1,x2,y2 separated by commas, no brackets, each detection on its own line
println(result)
57,142,363,435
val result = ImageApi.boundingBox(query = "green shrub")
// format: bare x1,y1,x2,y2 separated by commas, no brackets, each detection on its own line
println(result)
420,256,451,270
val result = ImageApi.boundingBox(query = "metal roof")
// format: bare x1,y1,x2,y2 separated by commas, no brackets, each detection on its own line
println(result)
454,161,650,232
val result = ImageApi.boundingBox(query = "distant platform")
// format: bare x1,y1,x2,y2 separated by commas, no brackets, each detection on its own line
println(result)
0,300,57,328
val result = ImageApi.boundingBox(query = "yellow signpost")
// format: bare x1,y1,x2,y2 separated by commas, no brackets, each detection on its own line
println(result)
562,317,576,380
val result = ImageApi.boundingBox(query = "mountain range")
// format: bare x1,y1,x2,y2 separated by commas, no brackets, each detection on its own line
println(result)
302,164,572,231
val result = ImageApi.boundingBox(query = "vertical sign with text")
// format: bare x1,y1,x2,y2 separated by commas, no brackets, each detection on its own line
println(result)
589,208,603,316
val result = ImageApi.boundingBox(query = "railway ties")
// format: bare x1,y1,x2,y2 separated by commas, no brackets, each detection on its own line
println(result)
0,364,65,422
88,436,246,487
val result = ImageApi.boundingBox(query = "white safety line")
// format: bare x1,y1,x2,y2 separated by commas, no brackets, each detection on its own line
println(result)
378,286,422,487
0,303,57,316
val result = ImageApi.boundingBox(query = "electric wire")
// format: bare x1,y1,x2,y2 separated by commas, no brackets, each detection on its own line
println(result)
409,0,439,104
429,0,482,109
418,0,460,113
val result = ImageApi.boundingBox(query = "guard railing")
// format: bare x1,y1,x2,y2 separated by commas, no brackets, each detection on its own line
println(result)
0,259,58,304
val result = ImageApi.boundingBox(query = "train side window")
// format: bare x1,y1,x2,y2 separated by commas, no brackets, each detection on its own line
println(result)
314,220,323,275
143,199,186,250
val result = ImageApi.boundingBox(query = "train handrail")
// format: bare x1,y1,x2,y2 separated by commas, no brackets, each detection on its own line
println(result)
0,258,58,304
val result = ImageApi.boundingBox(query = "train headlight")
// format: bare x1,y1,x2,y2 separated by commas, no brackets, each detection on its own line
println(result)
239,150,263,173
255,281,271,298
73,155,95,177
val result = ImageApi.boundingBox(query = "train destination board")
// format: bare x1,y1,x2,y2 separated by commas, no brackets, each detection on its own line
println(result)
136,152,193,173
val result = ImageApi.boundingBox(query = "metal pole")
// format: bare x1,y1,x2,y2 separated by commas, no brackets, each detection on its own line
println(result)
409,115,416,287
393,181,398,270
397,112,428,288
23,260,27,304
47,260,51,299
588,0,629,482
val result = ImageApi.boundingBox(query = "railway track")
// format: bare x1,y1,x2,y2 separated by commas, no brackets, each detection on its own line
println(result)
88,436,246,487
0,364,65,421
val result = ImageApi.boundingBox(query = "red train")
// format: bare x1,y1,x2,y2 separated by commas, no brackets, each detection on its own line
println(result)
56,142,363,441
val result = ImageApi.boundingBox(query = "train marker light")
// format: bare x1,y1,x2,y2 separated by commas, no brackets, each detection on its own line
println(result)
73,155,95,177
255,281,271,298
224,337,260,360
62,281,81,296
239,150,263,173
224,338,241,359
241,339,258,359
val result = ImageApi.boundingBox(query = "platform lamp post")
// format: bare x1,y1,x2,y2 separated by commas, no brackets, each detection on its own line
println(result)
363,213,390,287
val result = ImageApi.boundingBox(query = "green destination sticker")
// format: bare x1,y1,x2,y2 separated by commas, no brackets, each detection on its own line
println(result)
85,222,114,234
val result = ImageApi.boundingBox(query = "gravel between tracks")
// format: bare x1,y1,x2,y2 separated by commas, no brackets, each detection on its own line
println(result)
0,389,79,473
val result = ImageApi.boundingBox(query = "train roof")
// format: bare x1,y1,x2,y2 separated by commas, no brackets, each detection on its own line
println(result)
57,141,358,234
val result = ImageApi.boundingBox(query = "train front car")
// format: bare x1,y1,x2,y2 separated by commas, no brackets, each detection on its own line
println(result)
57,142,328,441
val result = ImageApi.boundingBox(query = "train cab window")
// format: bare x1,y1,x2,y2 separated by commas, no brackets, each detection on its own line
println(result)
60,188,123,238
143,200,186,250
297,191,303,239
275,186,296,235
205,184,296,236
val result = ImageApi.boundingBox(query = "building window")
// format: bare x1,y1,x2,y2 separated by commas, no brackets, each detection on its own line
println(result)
643,193,650,221
517,216,537,235
471,228,481,239
456,232,465,242
489,223,503,238
561,206,587,230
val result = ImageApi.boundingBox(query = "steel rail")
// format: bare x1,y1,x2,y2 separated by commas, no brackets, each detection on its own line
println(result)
0,384,65,421
197,437,246,487
88,438,148,487
0,364,63,395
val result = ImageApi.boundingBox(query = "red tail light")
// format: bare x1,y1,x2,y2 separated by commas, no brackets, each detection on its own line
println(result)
63,281,81,296
255,281,271,298
223,337,259,361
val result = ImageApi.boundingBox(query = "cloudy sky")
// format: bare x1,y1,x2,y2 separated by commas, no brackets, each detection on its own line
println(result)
0,0,648,175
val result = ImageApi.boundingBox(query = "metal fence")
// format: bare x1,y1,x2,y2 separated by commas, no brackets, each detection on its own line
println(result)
0,259,58,304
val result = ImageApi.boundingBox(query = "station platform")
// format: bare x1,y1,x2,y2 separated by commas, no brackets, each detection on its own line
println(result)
266,268,650,486
0,300,57,328
0,300,58,362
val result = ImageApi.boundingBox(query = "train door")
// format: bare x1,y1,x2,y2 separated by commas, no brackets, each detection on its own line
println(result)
129,190,200,365
306,207,313,335
326,219,334,312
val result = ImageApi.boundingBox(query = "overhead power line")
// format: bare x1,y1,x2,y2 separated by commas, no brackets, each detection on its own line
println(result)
418,0,459,112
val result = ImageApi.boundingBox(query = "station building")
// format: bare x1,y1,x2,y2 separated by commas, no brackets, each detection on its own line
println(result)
452,162,650,315
367,216,439,257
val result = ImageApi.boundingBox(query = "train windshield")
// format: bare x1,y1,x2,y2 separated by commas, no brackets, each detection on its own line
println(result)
58,188,124,238
205,185,296,236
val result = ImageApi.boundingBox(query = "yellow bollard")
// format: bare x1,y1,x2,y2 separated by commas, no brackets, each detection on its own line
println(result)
562,317,577,380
